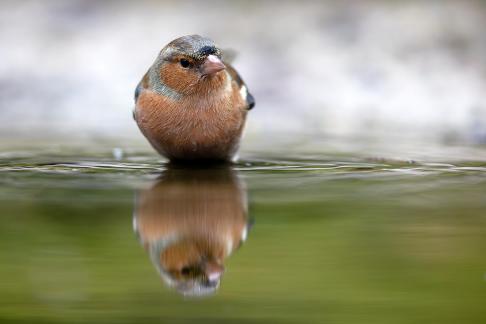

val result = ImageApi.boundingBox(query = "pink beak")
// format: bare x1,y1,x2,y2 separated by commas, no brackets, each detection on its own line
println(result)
200,55,226,76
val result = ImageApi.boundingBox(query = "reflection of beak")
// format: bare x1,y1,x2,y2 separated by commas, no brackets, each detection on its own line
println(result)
200,55,226,76
204,260,224,283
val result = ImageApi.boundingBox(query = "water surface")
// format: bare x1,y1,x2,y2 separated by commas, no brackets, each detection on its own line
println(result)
1,145,486,323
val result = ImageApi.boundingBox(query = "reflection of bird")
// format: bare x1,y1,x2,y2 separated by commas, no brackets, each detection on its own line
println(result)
133,35,255,162
133,166,250,296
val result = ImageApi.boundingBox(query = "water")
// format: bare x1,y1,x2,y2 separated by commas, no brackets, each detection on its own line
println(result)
1,145,486,323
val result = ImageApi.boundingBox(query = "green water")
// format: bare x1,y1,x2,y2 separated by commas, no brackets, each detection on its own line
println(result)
1,144,486,323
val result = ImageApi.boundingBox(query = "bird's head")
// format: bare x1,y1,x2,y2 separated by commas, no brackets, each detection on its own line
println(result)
150,35,227,97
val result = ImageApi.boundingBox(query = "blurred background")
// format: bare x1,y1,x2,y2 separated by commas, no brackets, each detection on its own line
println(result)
2,0,486,158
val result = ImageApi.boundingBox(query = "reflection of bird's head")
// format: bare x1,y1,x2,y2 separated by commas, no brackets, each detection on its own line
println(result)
134,166,250,296
148,237,226,296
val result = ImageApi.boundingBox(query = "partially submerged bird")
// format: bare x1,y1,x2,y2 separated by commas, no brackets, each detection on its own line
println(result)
133,35,255,162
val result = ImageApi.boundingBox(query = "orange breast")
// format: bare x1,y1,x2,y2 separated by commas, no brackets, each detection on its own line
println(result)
135,84,247,161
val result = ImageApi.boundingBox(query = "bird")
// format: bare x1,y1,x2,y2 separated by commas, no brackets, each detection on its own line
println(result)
133,35,255,162
133,166,250,296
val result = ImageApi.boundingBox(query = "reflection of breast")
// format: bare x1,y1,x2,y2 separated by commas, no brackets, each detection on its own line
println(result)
133,166,249,296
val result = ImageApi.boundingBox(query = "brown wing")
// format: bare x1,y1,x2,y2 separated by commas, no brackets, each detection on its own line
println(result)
134,71,150,103
133,71,151,120
225,63,255,110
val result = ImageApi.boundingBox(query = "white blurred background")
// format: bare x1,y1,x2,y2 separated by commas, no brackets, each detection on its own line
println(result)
1,0,486,153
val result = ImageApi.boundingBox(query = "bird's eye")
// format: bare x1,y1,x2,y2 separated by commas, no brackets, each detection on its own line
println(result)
180,59,190,68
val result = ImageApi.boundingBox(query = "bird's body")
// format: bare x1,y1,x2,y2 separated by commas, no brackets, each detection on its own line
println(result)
134,35,254,162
